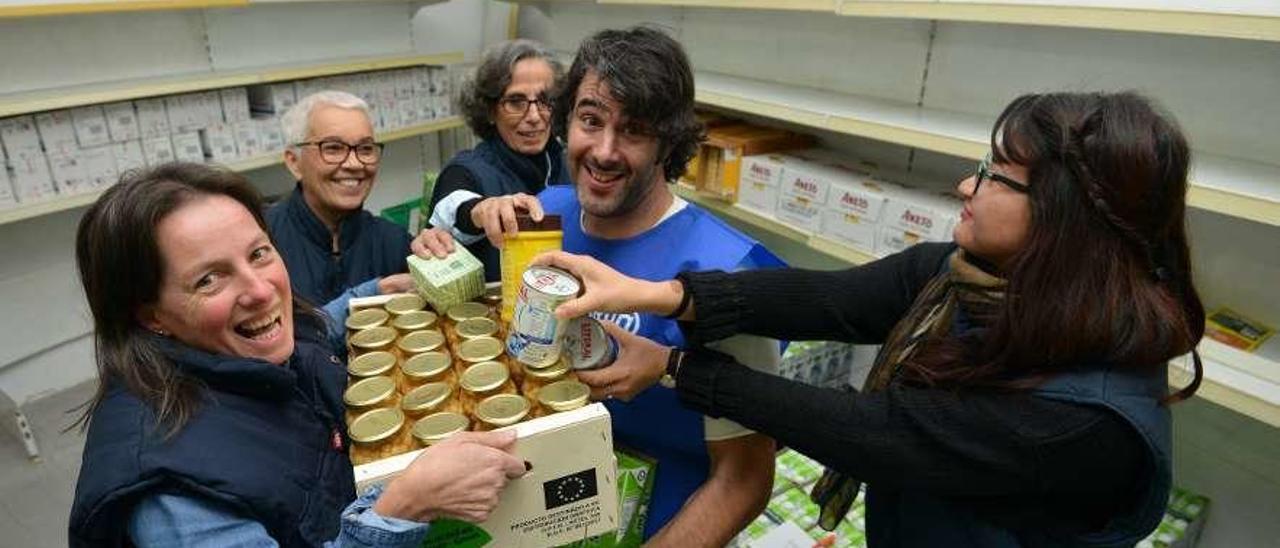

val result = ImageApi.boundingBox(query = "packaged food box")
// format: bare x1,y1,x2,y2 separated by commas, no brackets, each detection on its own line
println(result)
766,488,821,532
1205,307,1274,352
776,450,824,487
559,447,656,548
737,153,790,216
818,209,878,256
775,193,823,233
407,246,485,312
881,187,961,242
699,124,812,201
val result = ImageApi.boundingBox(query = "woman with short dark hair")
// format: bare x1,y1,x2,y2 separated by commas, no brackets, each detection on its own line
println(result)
426,39,570,280
541,91,1204,547
69,163,525,547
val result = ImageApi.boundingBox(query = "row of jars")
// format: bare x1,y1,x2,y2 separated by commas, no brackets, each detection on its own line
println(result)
342,294,592,466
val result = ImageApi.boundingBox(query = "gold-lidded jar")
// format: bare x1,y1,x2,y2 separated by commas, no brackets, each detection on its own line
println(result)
348,407,413,465
345,308,390,338
459,360,517,420
350,326,397,358
391,310,438,335
384,294,426,318
397,329,445,358
457,317,499,340
401,381,461,419
536,380,590,417
348,350,397,385
520,356,575,405
476,393,531,431
481,283,503,308
401,351,457,392
344,375,398,426
412,411,470,447
456,336,504,375
446,301,491,324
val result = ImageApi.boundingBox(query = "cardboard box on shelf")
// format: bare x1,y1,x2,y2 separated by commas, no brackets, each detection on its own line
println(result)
232,121,264,158
112,140,146,174
102,101,141,143
81,145,119,189
70,105,112,148
775,193,822,233
826,175,898,223
875,225,928,256
248,82,298,115
429,66,451,96
393,68,415,101
47,152,91,196
882,188,961,242
171,132,206,163
818,209,878,255
0,165,17,208
200,123,239,163
396,99,418,128
355,404,620,548
1,115,43,157
699,125,812,201
34,110,79,156
141,135,177,167
220,87,252,123
433,95,452,118
165,93,205,133
415,95,436,123
412,66,432,94
255,117,286,153
737,154,790,216
1205,307,1274,353
134,98,171,138
10,151,57,202
198,91,224,127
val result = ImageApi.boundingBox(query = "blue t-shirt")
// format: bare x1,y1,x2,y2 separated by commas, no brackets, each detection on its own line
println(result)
538,186,785,538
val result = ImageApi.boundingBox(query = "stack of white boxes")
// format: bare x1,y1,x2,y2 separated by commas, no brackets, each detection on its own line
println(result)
739,150,962,257
0,64,452,210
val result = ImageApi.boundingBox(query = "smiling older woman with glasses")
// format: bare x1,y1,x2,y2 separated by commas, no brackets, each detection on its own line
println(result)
420,39,572,281
536,91,1206,547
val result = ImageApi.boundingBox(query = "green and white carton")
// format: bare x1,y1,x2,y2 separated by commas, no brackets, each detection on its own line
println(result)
558,447,657,548
407,247,484,312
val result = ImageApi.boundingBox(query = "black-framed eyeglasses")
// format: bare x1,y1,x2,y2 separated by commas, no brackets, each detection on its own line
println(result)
497,95,552,117
975,153,1029,194
295,140,385,165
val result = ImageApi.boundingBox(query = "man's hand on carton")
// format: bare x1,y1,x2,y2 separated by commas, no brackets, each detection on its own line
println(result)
410,226,457,260
469,193,544,248
373,430,527,523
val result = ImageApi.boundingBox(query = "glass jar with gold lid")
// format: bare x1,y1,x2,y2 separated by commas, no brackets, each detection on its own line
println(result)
397,329,445,359
391,310,438,336
348,350,397,384
475,394,531,431
412,411,470,447
401,381,462,419
384,294,426,318
456,316,499,340
520,357,576,404
343,375,398,426
349,326,397,358
459,360,517,420
401,350,456,391
348,407,414,465
345,308,390,338
535,380,590,417
446,301,491,324
456,336,505,375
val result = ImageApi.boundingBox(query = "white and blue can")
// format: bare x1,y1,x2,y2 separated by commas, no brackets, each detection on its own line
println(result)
506,266,580,367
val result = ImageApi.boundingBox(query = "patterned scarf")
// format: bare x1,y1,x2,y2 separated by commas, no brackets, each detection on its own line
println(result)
810,250,1008,530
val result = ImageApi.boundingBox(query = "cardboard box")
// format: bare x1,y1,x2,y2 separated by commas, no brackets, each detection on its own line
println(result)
396,99,418,128
35,110,79,156
165,93,205,133
103,101,141,143
775,193,822,233
433,95,452,118
70,105,112,148
134,98,171,138
112,140,147,174
412,66,433,94
429,67,451,96
248,82,297,115
198,90,225,126
737,154,790,216
355,403,620,547
416,95,436,123
200,123,239,162
826,176,897,223
0,115,43,157
10,151,57,202
1205,307,1274,352
875,225,927,256
230,121,263,158
220,87,253,123
393,68,415,101
0,166,17,208
882,188,961,241
141,135,177,166
699,125,811,201
171,132,206,163
48,152,91,195
81,145,119,188
818,209,878,255
255,117,286,152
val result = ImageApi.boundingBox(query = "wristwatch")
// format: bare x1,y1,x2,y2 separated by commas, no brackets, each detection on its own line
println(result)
660,348,685,389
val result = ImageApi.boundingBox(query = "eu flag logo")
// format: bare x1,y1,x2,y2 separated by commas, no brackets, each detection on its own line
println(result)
543,468,598,510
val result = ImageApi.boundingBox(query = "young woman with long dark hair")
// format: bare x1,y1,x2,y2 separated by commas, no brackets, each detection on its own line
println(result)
536,91,1203,546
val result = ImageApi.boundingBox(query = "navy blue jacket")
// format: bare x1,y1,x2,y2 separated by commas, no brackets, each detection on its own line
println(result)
68,325,354,548
266,185,412,305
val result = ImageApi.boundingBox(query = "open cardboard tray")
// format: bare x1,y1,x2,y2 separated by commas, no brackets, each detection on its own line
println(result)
348,293,621,546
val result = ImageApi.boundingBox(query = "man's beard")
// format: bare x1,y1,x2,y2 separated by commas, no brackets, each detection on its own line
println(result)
576,160,662,219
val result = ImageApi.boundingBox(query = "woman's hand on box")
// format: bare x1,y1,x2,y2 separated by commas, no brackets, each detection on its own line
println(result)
470,193,544,249
374,430,527,523
410,227,456,259
531,251,683,320
576,321,669,402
